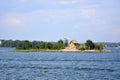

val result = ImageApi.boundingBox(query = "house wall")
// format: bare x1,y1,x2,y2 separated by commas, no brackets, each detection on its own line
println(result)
70,42,75,47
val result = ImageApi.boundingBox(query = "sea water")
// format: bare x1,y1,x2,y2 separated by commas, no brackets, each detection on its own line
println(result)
0,48,120,80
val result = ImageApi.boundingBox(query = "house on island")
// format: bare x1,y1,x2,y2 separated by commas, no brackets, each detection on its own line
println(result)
69,40,79,47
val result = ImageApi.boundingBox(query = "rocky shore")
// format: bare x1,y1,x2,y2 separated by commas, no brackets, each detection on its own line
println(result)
61,47,112,52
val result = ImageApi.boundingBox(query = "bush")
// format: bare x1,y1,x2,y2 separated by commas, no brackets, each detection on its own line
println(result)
94,44,103,50
76,45,86,50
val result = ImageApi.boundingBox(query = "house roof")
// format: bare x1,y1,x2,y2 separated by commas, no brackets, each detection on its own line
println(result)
70,40,78,43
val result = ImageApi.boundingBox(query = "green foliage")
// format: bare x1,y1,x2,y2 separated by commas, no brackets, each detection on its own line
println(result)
52,43,59,49
58,40,63,44
76,46,83,50
2,39,104,51
40,42,45,49
75,40,104,51
40,42,53,49
1,40,17,47
16,42,23,50
57,40,64,49
94,44,103,50
85,40,95,50
0,40,22,47
76,45,86,50
84,40,103,50
32,46,39,49
24,40,31,49
16,39,65,50
16,40,31,50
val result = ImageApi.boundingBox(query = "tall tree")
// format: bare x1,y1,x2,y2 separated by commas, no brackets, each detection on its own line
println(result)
85,40,95,49
58,40,64,44
23,40,31,49
57,40,64,49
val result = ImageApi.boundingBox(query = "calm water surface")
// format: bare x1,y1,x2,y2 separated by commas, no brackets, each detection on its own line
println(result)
0,48,120,80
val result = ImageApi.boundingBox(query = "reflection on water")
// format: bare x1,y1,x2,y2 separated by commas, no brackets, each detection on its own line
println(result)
0,48,120,80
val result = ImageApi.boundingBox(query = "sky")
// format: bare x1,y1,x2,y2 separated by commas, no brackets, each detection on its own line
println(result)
0,0,120,42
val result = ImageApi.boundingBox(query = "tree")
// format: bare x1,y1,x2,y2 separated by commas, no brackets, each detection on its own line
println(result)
16,42,23,50
57,40,64,49
14,40,21,47
85,40,95,50
31,41,40,47
23,40,31,49
47,42,53,49
39,42,46,49
53,43,59,49
58,40,64,44
94,44,103,50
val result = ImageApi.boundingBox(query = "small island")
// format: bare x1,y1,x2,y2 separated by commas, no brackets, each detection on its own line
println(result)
13,39,111,52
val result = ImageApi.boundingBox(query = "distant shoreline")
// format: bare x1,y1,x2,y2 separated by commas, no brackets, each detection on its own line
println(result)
13,49,112,53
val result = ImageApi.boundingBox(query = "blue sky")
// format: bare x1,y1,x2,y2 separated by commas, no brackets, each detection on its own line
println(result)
0,0,120,42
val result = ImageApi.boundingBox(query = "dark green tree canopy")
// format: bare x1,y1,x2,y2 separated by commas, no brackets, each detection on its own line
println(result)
16,40,65,50
58,40,64,44
85,40,95,50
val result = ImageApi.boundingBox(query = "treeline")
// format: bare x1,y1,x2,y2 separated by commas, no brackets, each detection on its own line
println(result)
0,39,104,50
16,40,103,50
0,40,20,47
16,40,68,50
0,40,68,49
76,40,103,50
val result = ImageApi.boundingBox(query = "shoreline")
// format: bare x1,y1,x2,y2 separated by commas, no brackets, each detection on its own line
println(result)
13,49,112,53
